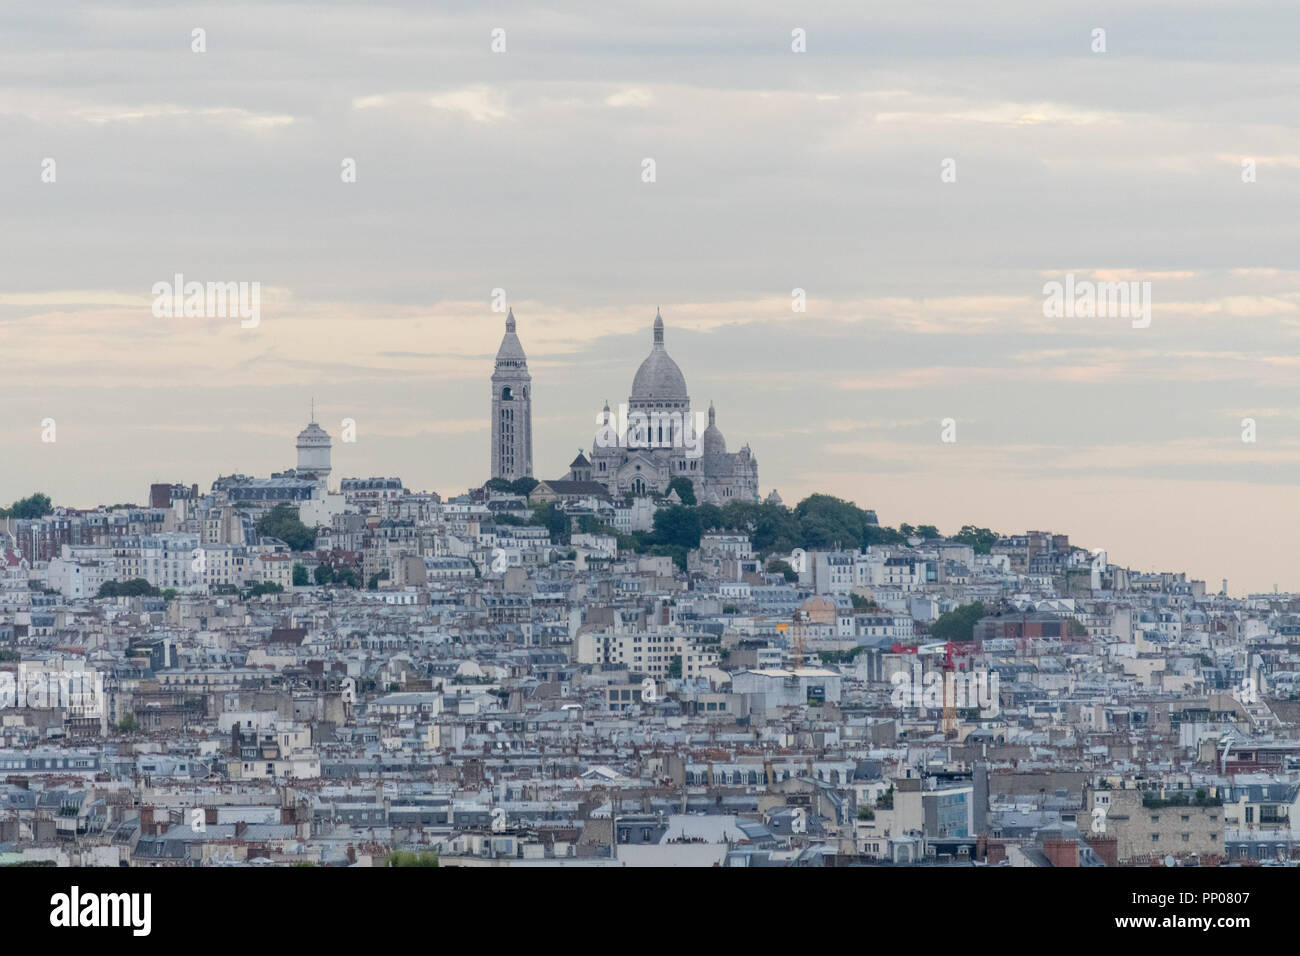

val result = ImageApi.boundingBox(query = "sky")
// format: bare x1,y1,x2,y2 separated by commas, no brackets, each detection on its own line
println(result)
2,1,1298,594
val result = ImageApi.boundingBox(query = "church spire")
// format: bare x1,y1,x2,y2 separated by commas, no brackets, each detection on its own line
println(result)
653,308,664,347
505,307,515,333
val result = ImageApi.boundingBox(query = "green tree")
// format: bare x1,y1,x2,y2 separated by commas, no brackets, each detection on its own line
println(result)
0,493,53,519
863,525,907,547
915,524,940,539
484,478,513,493
575,515,618,536
333,567,360,589
652,506,702,550
694,503,723,533
530,501,569,543
255,503,316,551
292,564,309,587
313,564,333,586
247,581,284,597
849,592,878,610
930,601,986,642
386,850,440,867
97,579,160,598
766,559,798,583
667,655,682,679
509,476,539,496
117,714,139,733
953,525,999,555
666,476,697,506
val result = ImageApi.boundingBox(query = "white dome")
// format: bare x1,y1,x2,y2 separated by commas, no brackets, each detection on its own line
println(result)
630,311,688,403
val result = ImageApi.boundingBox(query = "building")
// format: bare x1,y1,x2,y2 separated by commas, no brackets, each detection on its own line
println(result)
490,309,533,481
587,311,759,504
296,411,332,488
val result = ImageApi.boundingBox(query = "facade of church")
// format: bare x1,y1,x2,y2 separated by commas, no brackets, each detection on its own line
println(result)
492,309,759,503
584,312,759,504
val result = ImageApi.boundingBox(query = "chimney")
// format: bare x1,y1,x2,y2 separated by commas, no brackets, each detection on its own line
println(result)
1083,834,1118,867
1042,838,1079,868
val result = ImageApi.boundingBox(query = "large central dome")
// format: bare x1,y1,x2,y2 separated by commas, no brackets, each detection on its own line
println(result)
630,310,689,403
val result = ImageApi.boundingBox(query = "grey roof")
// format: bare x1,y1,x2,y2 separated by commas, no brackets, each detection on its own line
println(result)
495,310,528,363
631,313,689,402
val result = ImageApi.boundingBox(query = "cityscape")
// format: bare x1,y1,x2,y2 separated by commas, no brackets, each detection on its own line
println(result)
2,0,1290,935
0,308,1294,873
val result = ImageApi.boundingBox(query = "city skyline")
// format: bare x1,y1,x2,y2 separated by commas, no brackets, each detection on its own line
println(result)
3,1,1298,593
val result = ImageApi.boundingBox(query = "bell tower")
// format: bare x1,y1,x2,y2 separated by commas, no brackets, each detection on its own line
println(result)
490,308,533,480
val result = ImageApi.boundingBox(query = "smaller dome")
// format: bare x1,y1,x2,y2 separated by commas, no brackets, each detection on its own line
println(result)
702,402,726,458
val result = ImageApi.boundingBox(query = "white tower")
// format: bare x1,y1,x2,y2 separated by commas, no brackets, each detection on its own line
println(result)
296,402,332,488
491,309,533,480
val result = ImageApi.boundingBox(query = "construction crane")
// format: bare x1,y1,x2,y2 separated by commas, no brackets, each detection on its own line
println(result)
941,641,958,736
917,641,976,736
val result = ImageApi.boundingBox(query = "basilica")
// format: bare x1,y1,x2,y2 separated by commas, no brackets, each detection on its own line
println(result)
491,309,760,503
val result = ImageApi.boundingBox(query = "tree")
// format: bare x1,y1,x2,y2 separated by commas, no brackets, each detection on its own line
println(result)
667,655,682,679
160,588,178,601
530,501,569,543
484,478,513,493
333,567,360,589
915,524,940,539
849,592,878,610
694,503,723,533
953,525,999,555
313,564,333,586
97,579,160,598
575,515,618,536
0,492,53,519
248,581,284,597
793,494,869,550
292,564,309,587
117,714,139,733
386,850,439,867
930,601,986,642
863,524,907,547
652,506,702,550
255,503,316,551
666,476,697,506
767,559,798,583
509,476,539,496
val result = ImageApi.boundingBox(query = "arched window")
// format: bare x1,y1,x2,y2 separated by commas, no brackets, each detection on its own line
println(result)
501,387,513,401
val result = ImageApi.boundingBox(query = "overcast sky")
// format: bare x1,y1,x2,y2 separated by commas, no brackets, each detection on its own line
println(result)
2,1,1298,594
